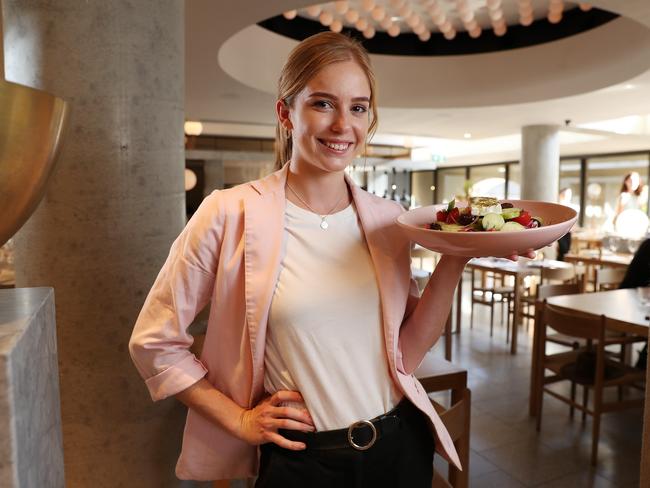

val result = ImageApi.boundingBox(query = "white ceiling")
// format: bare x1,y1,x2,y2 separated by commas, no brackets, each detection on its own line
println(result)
185,0,650,166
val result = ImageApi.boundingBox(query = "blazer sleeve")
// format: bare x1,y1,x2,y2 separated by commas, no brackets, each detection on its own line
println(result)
128,190,224,401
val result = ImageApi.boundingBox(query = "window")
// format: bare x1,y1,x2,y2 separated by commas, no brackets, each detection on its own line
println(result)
469,164,507,199
436,167,466,204
410,171,435,208
584,154,649,231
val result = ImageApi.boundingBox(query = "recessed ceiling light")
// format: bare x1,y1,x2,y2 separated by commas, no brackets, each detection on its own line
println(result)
623,84,636,90
464,132,472,138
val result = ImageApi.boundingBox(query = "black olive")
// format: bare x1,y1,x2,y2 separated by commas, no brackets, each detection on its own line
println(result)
430,223,442,230
501,202,514,209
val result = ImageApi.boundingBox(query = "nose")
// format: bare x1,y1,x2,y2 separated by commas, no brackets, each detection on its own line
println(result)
330,109,351,133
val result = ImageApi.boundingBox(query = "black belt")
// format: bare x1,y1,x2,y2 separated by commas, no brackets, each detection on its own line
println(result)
279,398,414,451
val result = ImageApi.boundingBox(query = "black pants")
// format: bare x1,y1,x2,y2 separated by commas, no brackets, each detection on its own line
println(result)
254,399,435,488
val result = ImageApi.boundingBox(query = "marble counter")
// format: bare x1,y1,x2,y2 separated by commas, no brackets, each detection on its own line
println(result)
0,287,64,487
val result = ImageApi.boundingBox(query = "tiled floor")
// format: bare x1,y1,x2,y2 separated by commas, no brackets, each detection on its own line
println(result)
430,280,644,488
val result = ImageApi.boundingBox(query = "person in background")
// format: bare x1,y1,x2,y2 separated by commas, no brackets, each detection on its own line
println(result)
614,172,644,224
557,187,576,261
618,238,650,369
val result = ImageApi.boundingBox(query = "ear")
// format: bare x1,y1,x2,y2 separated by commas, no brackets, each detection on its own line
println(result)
275,99,293,131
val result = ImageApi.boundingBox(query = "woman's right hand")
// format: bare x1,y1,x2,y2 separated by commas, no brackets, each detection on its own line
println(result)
237,390,315,450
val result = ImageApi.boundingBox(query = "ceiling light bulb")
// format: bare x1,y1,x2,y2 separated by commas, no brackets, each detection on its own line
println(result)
184,121,203,136
345,9,359,22
440,19,453,32
306,5,322,16
413,23,426,35
282,10,297,19
320,11,334,25
518,4,533,16
549,3,563,14
363,26,376,38
398,4,412,17
361,0,375,12
390,0,404,7
469,26,482,38
387,24,401,36
431,11,445,24
443,29,456,40
489,9,503,21
520,14,533,26
464,133,472,138
334,1,349,14
460,10,474,23
486,0,501,8
407,13,421,27
548,11,562,23
380,16,393,28
428,3,442,17
579,2,592,11
330,19,343,32
355,17,369,30
371,5,386,21
418,30,431,41
494,24,507,36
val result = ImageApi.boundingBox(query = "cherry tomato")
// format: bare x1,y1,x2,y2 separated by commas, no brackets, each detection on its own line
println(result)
436,210,447,222
512,211,532,226
446,208,460,224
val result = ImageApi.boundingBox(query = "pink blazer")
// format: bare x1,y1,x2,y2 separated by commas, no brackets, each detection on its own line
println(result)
129,163,461,481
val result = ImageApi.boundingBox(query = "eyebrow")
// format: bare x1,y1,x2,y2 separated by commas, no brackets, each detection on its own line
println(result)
307,91,370,103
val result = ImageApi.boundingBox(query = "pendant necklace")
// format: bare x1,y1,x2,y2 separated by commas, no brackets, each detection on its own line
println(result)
286,182,347,230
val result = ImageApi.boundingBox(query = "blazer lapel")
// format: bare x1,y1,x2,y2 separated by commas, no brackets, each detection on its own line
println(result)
348,177,410,378
244,165,289,405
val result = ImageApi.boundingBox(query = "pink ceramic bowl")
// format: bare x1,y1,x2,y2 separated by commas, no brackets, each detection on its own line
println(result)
397,200,578,257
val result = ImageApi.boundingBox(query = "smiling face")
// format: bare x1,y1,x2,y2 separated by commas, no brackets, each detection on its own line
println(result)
278,60,372,175
626,172,641,192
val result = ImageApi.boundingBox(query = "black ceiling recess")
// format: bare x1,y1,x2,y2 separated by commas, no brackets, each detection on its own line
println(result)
258,7,618,56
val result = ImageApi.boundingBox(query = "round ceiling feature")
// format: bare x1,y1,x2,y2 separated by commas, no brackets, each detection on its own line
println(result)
259,2,618,56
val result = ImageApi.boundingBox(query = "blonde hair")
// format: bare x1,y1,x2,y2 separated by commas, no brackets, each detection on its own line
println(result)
274,32,378,170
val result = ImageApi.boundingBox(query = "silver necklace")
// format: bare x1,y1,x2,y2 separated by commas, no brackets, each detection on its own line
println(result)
286,182,347,230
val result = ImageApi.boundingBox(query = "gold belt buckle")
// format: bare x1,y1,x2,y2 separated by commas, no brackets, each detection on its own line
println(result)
347,419,377,451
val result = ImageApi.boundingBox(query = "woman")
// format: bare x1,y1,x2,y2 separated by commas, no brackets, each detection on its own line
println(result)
129,32,527,486
614,172,644,223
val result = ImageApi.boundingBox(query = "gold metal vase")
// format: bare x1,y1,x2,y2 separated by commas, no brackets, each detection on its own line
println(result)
0,13,69,247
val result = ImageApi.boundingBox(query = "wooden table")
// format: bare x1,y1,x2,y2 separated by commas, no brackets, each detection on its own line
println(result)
465,258,574,354
563,252,632,291
529,289,649,416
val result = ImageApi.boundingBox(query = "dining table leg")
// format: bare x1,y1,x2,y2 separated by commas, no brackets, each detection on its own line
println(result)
529,303,540,416
510,274,523,355
445,312,452,361
456,274,463,335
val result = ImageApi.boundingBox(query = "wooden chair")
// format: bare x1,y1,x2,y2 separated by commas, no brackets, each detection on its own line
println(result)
415,354,471,488
469,268,514,336
594,267,627,291
534,301,646,466
540,266,577,285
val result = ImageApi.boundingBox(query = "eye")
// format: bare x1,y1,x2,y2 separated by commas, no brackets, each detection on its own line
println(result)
313,100,333,109
352,104,369,114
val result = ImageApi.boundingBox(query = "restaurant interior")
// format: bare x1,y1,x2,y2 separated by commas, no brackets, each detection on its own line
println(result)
1,0,650,487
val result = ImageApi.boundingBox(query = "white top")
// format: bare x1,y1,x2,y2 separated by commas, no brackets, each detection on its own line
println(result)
264,199,403,431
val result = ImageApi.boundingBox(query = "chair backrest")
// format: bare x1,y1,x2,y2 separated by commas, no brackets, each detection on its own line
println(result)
594,267,627,291
537,283,581,301
541,266,576,284
541,301,605,341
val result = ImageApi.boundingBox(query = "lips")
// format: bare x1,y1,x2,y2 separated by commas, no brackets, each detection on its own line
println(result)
318,139,352,152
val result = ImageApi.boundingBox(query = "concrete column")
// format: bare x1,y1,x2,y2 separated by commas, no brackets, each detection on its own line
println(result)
520,125,560,202
3,2,187,487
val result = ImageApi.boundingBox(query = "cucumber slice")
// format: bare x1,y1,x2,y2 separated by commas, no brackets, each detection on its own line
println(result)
500,221,525,232
482,212,505,231
439,223,465,232
502,208,521,220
